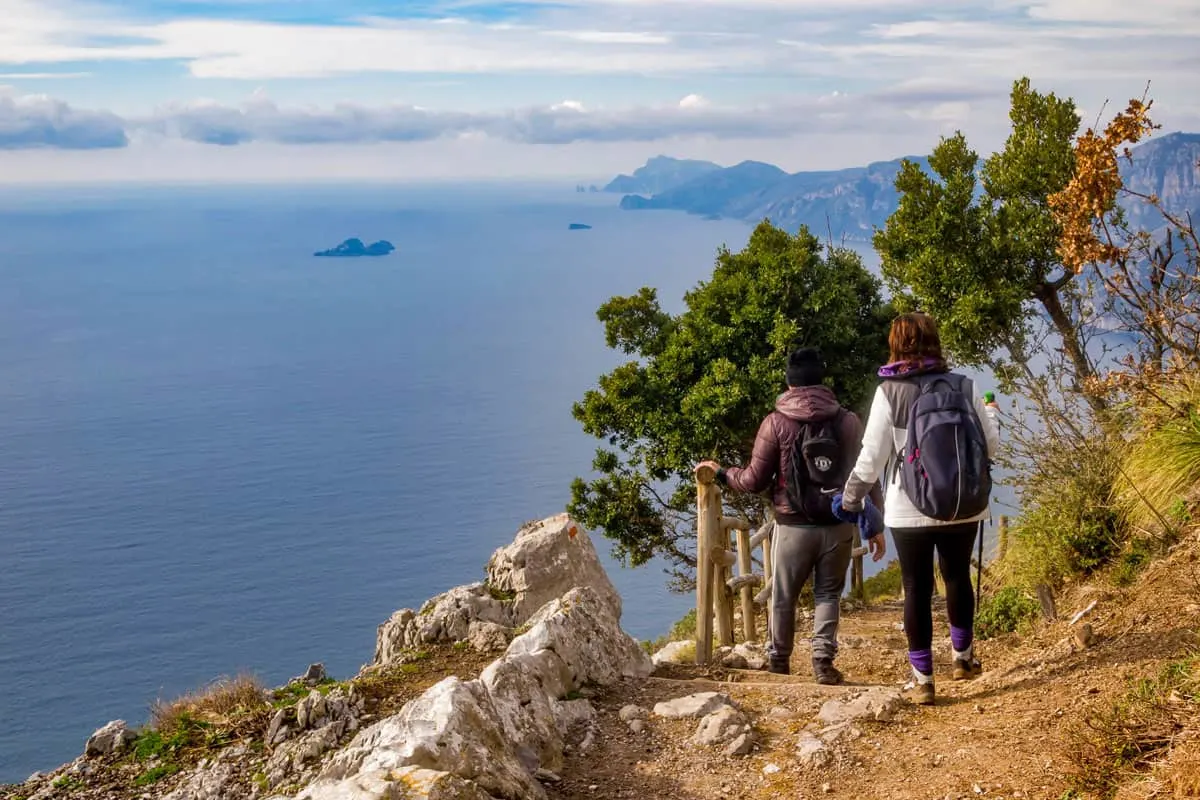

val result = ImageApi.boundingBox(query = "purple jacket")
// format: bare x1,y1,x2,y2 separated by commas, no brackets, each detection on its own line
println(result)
720,385,882,526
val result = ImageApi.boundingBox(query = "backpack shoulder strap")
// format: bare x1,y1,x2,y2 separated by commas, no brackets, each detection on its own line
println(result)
881,380,921,429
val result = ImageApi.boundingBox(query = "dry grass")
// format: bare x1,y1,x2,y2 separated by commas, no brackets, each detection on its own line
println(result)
1159,738,1200,798
1116,373,1200,540
1068,653,1200,799
151,673,270,739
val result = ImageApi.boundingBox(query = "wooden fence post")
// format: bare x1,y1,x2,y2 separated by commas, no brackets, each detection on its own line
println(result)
694,465,720,665
713,527,735,648
851,549,865,601
751,518,774,633
998,515,1009,561
735,526,756,643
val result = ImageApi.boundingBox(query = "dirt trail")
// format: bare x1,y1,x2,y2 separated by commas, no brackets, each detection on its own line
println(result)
550,543,1200,800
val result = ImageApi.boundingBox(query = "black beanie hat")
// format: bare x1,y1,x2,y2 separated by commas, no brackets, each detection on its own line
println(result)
786,347,825,387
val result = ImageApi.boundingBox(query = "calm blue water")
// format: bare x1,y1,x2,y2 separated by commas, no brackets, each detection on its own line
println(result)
0,184,1012,782
0,184,756,781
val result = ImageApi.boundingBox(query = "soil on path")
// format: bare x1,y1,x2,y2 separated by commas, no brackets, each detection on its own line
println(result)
549,544,1200,800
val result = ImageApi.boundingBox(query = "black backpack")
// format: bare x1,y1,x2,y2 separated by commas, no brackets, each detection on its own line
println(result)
783,410,848,525
886,373,992,521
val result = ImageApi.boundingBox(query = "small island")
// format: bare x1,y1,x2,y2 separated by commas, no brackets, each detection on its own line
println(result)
314,238,395,257
568,223,593,230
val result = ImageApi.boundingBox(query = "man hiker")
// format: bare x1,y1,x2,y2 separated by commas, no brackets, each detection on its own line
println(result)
697,347,883,684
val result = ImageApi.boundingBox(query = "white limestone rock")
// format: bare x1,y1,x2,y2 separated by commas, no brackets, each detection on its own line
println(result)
373,584,512,666
84,720,136,757
690,707,750,747
467,620,514,653
817,688,904,726
653,692,735,720
505,586,652,688
312,677,545,800
485,514,622,623
480,649,572,774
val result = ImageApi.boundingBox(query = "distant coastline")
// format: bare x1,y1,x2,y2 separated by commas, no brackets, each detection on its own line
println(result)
603,132,1200,244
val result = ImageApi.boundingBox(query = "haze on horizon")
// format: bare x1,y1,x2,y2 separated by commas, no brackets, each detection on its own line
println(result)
0,0,1197,183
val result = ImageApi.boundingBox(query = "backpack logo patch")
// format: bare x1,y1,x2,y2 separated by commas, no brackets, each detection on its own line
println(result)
813,456,833,472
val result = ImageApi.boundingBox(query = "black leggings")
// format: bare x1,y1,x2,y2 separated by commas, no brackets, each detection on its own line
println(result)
891,523,979,653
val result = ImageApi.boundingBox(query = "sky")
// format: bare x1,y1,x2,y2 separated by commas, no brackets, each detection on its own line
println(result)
0,0,1197,182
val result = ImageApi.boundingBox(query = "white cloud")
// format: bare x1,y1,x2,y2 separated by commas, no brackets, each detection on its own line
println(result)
0,71,90,79
544,30,671,44
135,88,979,148
0,0,1198,176
0,85,987,151
0,88,126,149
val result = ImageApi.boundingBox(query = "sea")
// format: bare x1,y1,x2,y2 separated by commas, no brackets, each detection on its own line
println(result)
0,183,1011,782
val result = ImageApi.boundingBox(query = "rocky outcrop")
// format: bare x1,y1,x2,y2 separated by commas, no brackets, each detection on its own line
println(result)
372,514,620,667
84,720,136,757
373,584,512,664
262,686,366,790
485,515,622,622
289,585,648,800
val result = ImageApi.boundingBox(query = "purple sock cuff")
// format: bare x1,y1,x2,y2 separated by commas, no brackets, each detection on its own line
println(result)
908,649,933,675
950,626,973,653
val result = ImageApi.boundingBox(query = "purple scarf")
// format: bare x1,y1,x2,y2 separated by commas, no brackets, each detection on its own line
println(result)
878,357,948,379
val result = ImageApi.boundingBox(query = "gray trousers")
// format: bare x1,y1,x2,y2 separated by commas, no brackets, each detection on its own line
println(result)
769,523,854,663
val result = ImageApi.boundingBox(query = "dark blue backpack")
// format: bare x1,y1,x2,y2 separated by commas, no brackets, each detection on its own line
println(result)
885,373,992,521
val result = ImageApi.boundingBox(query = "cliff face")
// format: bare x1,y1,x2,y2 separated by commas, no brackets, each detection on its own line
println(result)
1120,132,1200,231
613,133,1200,241
603,156,722,196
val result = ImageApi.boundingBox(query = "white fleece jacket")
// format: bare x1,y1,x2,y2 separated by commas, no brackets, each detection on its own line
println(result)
843,376,1001,529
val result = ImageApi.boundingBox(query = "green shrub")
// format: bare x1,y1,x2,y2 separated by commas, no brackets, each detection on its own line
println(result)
861,560,903,602
976,586,1039,639
1002,434,1125,590
1111,537,1160,587
643,608,697,653
134,765,180,787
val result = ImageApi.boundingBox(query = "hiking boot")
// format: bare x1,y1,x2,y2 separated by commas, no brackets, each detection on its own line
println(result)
953,656,983,681
768,657,790,675
906,667,936,705
812,657,844,686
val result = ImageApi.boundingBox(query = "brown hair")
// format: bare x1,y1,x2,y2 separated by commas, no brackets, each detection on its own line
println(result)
888,312,944,364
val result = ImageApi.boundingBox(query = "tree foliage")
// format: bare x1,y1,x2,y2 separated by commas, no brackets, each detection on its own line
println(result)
874,77,1104,414
569,222,891,585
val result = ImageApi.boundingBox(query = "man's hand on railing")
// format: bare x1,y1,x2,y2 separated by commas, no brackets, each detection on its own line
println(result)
695,460,724,485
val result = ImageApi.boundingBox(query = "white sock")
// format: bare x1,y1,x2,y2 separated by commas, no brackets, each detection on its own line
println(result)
953,643,974,662
911,665,934,685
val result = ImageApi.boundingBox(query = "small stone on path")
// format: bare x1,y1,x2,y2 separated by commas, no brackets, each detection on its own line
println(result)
654,691,734,719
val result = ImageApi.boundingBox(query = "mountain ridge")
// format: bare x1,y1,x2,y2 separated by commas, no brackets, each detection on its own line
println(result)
611,132,1200,241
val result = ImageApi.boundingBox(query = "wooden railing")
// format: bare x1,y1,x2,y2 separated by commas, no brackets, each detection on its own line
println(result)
692,465,865,665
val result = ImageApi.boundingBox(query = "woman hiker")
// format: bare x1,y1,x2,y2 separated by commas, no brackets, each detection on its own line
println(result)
835,313,1000,705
